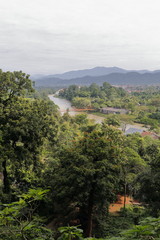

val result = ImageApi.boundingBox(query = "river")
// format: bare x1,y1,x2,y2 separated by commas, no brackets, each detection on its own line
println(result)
48,95,147,131
48,95,105,123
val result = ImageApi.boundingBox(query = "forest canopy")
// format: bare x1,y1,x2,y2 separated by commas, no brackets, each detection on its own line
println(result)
0,70,160,239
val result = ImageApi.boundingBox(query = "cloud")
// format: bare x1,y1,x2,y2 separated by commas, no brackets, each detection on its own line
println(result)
1,0,160,74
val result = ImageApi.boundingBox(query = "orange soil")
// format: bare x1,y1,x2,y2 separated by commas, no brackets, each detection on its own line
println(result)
109,195,135,213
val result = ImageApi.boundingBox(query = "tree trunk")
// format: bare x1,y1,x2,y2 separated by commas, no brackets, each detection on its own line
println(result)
86,199,93,237
124,182,127,210
85,183,95,237
2,159,10,193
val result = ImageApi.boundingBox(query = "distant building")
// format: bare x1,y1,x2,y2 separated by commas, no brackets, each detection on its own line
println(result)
125,128,144,135
100,107,129,115
124,129,160,138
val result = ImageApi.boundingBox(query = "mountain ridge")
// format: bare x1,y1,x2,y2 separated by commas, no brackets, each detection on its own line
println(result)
32,66,158,80
34,70,160,87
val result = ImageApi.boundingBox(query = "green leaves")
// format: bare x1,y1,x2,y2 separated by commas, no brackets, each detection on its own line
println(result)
20,188,50,201
121,217,160,239
55,217,160,240
58,226,83,240
51,126,124,236
0,70,33,108
0,188,54,240
0,93,59,193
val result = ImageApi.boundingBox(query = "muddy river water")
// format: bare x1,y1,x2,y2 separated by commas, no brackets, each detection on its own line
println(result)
48,95,104,124
48,95,147,130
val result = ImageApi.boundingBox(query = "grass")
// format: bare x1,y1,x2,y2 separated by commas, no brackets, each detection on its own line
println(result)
118,114,136,123
91,112,136,124
90,111,108,118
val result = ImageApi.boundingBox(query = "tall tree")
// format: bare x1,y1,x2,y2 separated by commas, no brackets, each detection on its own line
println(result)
0,70,59,194
0,70,33,109
120,147,146,209
49,125,124,237
0,70,34,193
1,98,59,193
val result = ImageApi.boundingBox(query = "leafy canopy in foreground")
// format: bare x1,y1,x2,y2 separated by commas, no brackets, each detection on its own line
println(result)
0,188,54,240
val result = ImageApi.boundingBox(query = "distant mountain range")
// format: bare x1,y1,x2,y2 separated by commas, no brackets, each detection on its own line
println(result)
51,67,129,79
33,66,160,87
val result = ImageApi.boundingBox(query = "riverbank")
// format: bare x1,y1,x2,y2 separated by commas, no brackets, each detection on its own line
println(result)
49,94,147,132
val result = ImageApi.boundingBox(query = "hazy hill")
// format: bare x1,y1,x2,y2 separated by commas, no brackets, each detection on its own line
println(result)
35,71,160,87
51,66,129,79
33,66,154,81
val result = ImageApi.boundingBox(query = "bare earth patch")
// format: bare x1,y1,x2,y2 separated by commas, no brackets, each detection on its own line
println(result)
109,195,140,213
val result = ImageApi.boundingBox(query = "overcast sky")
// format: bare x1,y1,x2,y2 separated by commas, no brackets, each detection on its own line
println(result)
1,0,160,75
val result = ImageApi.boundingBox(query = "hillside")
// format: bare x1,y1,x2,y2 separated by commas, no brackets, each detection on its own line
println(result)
51,66,128,79
32,66,158,81
35,71,160,87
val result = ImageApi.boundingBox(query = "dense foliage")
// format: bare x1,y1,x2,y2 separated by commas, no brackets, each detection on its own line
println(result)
59,83,160,132
59,83,128,110
0,70,160,239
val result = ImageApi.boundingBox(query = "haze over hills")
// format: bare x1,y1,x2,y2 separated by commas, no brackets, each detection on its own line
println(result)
33,66,160,87
32,66,153,80
51,66,129,79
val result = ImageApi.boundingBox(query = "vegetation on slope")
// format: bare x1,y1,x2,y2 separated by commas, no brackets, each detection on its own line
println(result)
0,70,160,239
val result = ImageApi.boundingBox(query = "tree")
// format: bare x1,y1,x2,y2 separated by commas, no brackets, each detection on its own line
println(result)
49,125,124,237
89,83,100,97
120,147,146,210
74,114,88,125
0,70,33,110
0,188,54,240
0,70,33,193
72,97,91,109
0,70,59,194
59,85,79,101
137,144,160,216
0,98,59,194
103,115,120,127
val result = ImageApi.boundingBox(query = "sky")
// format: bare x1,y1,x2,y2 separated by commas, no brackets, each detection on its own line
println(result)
1,0,160,75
